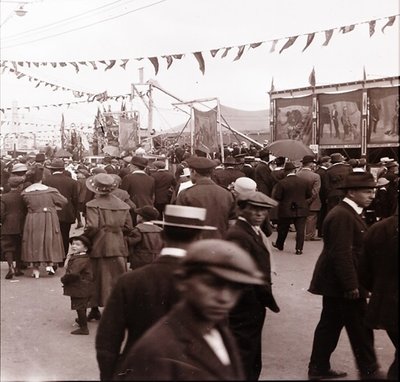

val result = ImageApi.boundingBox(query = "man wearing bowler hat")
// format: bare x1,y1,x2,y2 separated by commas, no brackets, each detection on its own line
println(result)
175,156,236,239
43,158,79,263
315,156,331,237
96,205,217,380
212,156,245,189
225,191,280,380
308,172,384,380
296,155,322,241
116,239,265,381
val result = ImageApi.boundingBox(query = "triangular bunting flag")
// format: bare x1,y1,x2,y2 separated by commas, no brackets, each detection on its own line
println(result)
193,52,205,75
381,16,396,32
18,61,24,67
59,62,67,67
89,61,98,70
221,47,231,58
120,59,129,69
105,60,116,70
33,62,39,67
41,62,47,66
163,55,173,69
51,62,57,68
16,73,25,79
233,45,246,61
210,49,220,57
11,61,18,71
279,36,298,54
250,42,263,49
98,60,108,67
172,54,183,59
369,20,376,37
340,24,355,34
149,57,159,75
302,33,315,52
323,29,334,46
270,40,278,53
309,67,316,87
69,62,80,73
35,81,43,88
78,61,88,66
26,62,31,68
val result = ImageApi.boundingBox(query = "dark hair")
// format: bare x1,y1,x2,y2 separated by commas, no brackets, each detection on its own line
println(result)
194,168,213,177
162,226,201,243
32,166,44,183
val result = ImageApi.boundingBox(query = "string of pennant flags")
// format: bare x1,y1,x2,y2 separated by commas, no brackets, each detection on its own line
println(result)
0,14,397,76
0,93,131,114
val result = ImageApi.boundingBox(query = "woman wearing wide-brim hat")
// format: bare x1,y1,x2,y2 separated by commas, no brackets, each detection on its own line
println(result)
83,173,134,321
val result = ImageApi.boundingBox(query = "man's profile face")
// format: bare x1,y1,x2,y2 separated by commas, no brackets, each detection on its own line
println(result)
348,188,376,208
182,273,242,324
240,204,269,226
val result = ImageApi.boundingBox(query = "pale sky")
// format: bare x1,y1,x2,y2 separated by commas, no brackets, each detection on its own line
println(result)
1,0,399,132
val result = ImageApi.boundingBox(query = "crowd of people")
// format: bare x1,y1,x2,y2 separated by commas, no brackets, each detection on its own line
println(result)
0,144,398,380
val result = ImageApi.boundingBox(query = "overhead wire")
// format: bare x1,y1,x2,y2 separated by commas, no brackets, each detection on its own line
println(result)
1,0,168,50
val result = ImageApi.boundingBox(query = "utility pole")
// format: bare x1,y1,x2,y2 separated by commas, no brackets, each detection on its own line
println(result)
147,83,153,150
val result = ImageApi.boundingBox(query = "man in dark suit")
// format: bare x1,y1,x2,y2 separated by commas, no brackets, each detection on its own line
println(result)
212,156,245,189
121,156,155,224
326,152,352,211
95,205,217,381
315,156,331,237
308,172,384,380
272,161,312,255
359,208,398,380
176,156,236,239
225,191,280,380
254,148,274,196
151,160,176,217
44,158,79,261
116,239,265,381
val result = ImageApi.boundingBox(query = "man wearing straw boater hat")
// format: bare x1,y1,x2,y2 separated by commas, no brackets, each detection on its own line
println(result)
308,172,385,380
96,205,217,381
116,239,265,381
175,156,236,239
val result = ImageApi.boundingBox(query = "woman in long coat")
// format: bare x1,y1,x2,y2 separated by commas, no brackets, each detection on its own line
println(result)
84,173,133,320
21,167,67,278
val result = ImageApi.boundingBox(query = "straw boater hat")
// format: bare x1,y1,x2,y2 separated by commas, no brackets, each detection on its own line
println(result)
180,239,266,285
337,172,377,189
86,173,118,195
152,205,217,230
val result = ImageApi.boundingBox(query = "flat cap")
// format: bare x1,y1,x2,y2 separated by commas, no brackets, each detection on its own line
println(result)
186,156,217,171
152,160,166,169
330,152,346,163
8,176,25,188
237,190,278,209
182,239,266,285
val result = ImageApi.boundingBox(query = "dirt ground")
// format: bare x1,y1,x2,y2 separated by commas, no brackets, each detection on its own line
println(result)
1,230,395,381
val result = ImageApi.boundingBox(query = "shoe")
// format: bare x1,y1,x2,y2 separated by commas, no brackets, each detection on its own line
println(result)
309,237,322,241
32,269,40,279
46,266,55,276
14,269,24,276
5,270,14,280
71,327,89,335
296,250,303,255
87,309,101,321
308,368,347,380
272,242,283,251
360,368,386,380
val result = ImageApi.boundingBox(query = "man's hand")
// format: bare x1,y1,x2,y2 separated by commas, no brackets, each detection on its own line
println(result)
344,288,360,299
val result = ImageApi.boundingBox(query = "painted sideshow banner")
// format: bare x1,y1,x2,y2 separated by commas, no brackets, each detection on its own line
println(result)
318,90,362,145
368,87,399,144
119,115,138,151
193,107,218,153
275,96,312,145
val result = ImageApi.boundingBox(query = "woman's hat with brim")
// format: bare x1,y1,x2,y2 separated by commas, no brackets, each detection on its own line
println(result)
11,163,28,173
376,177,390,187
337,172,377,189
69,235,92,250
152,205,217,230
86,173,118,194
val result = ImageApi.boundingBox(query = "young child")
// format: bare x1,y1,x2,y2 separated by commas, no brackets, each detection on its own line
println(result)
61,235,94,335
127,206,163,270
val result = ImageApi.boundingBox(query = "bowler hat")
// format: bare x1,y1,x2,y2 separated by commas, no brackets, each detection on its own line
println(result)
153,160,166,169
91,167,107,175
301,155,316,164
258,148,270,160
47,158,65,169
86,173,118,195
186,156,217,171
11,163,28,173
223,156,240,166
181,239,266,285
69,235,92,250
283,161,297,172
152,205,217,230
131,156,148,169
135,205,160,221
233,177,257,194
337,172,377,189
330,153,346,163
237,190,278,209
35,153,46,162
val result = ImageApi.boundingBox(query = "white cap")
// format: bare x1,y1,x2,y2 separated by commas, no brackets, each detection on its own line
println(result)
180,167,191,177
234,177,257,195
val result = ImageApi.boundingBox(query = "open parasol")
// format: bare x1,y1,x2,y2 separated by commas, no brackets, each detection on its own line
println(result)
267,139,314,161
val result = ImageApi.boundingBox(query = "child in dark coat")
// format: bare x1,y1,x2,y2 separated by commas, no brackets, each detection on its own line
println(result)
61,235,94,335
